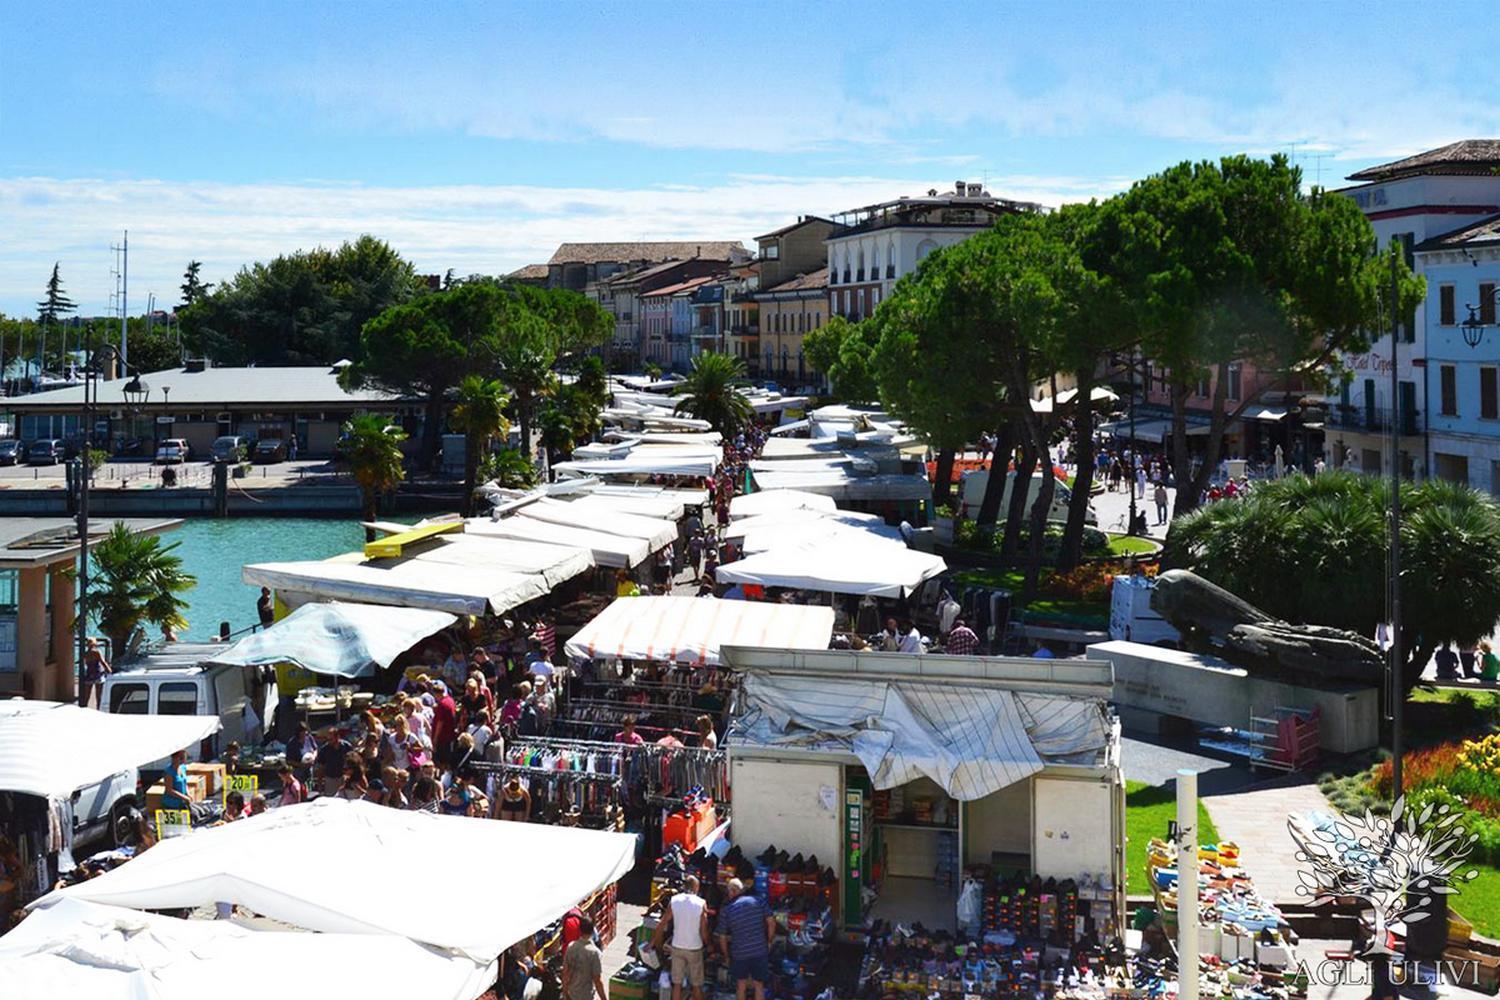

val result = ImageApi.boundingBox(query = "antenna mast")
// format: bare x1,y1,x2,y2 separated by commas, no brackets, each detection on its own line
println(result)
109,231,129,369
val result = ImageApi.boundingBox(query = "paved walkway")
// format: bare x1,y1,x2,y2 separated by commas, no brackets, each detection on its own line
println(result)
1200,772,1333,906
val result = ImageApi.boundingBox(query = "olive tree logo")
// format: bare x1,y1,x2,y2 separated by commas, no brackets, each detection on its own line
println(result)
1290,796,1480,961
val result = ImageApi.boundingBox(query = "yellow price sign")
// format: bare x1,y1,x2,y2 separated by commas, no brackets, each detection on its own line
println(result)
224,773,258,812
155,808,192,839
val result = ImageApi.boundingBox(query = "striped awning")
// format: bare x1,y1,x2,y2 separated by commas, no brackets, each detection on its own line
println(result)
565,595,834,666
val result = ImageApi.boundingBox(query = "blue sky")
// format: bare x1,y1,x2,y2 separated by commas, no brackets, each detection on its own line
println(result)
3,0,1499,316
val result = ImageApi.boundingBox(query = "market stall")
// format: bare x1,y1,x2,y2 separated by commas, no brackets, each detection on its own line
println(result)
206,601,457,677
0,897,498,1000
468,515,654,569
243,532,593,615
511,498,678,550
727,487,838,519
720,646,1124,940
715,535,946,598
723,509,904,553
46,797,636,962
564,595,834,667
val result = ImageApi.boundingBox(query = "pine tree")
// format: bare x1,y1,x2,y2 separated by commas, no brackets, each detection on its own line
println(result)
36,263,76,325
180,260,213,307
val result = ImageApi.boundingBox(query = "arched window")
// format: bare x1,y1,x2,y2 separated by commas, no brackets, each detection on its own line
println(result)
916,239,939,261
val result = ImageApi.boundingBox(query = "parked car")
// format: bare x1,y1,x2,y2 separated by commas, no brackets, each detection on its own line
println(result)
211,435,249,463
26,439,63,465
155,438,191,464
0,439,22,466
253,438,287,463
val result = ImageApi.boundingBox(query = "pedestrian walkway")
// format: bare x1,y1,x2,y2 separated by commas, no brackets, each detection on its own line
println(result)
604,900,646,976
1200,773,1333,905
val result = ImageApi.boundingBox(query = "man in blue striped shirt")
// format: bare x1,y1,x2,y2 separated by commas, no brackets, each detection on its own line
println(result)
715,878,776,1000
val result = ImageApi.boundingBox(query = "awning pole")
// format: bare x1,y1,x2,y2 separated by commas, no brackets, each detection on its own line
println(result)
1176,768,1199,1000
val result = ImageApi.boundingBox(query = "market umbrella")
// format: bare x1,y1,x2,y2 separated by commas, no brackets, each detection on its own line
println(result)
207,601,456,678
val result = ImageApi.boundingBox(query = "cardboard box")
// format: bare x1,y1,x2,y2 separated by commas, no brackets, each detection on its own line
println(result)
144,782,167,816
609,976,650,1000
186,774,208,803
187,762,226,797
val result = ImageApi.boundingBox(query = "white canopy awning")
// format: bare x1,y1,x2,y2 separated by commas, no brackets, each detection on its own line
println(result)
518,498,678,550
733,673,1111,799
469,515,650,568
1031,386,1120,412
728,489,838,519
715,537,946,598
207,601,457,678
243,535,592,616
46,798,637,962
747,465,932,502
0,897,497,1000
561,492,685,522
565,596,834,666
722,508,890,543
553,444,720,479
0,701,220,799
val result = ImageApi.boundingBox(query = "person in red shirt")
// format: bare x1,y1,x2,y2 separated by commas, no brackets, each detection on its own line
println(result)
613,714,645,746
432,680,459,767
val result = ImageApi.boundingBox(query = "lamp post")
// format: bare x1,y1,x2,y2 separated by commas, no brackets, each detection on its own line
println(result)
1387,250,1404,799
75,348,149,704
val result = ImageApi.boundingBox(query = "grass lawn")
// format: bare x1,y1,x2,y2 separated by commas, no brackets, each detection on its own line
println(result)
1453,866,1500,938
1106,535,1160,556
1125,779,1221,897
951,567,1107,620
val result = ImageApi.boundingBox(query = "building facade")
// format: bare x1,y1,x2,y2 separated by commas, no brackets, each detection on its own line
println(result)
1325,140,1500,481
825,182,1042,321
595,257,739,364
757,268,829,385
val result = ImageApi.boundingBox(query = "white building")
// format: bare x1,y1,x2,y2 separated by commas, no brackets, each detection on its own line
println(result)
1326,140,1500,480
824,182,1043,323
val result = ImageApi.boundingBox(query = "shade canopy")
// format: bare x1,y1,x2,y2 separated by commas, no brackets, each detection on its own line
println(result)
0,700,220,799
748,464,932,502
553,444,720,479
723,509,902,553
468,515,650,568
561,492,685,522
48,798,637,962
208,601,457,678
0,898,497,1000
716,537,946,598
519,498,678,550
243,534,591,616
728,489,838,520
734,672,1111,799
565,596,835,666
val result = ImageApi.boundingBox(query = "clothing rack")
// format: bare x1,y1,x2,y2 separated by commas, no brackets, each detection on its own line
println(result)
470,761,623,782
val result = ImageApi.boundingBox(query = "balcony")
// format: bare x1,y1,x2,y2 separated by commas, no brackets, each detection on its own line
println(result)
1327,404,1419,436
730,324,759,337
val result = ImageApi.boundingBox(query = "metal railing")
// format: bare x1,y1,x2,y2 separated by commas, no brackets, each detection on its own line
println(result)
1326,404,1419,435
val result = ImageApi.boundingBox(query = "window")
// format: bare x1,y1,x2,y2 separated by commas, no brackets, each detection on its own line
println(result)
1197,375,1210,398
1226,363,1242,401
1482,283,1497,325
158,682,200,716
1440,285,1456,326
109,683,149,715
1441,364,1457,416
763,244,779,260
1483,367,1498,420
872,287,881,307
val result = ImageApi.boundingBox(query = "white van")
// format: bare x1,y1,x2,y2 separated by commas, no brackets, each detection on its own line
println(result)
1108,574,1180,646
100,644,267,766
957,469,1097,525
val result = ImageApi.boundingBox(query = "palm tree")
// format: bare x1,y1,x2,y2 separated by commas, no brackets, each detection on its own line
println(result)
495,320,557,462
86,523,196,662
340,413,409,540
672,352,753,438
449,374,510,516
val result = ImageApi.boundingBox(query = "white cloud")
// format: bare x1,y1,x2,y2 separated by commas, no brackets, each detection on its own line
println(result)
0,172,1125,315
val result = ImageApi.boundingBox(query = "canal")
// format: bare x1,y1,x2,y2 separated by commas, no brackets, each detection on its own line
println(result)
164,517,372,639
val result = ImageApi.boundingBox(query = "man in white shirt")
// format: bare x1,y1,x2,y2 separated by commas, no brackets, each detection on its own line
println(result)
897,625,925,655
653,874,710,1000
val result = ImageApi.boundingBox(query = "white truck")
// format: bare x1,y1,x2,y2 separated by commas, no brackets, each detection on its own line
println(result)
1108,574,1180,646
957,469,1097,525
100,643,268,769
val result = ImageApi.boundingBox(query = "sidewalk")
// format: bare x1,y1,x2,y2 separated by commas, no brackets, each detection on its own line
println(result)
1200,772,1333,906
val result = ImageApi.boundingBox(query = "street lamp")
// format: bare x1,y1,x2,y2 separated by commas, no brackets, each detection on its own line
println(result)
1460,286,1500,348
75,347,149,705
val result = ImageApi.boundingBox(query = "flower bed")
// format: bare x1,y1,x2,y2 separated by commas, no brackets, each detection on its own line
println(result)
1370,734,1500,863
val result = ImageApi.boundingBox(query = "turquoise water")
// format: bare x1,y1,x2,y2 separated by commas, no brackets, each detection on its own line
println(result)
163,517,370,639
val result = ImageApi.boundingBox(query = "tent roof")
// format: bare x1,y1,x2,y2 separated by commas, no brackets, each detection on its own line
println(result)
243,535,591,616
562,492,685,522
468,515,650,568
728,489,837,519
47,798,637,961
519,498,678,549
749,464,932,502
715,537,945,598
552,443,720,479
565,596,834,666
0,898,497,1000
722,509,897,552
206,601,457,678
730,672,1112,799
0,700,220,799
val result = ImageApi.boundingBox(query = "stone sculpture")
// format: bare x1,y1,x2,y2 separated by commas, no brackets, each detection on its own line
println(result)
1150,569,1384,686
